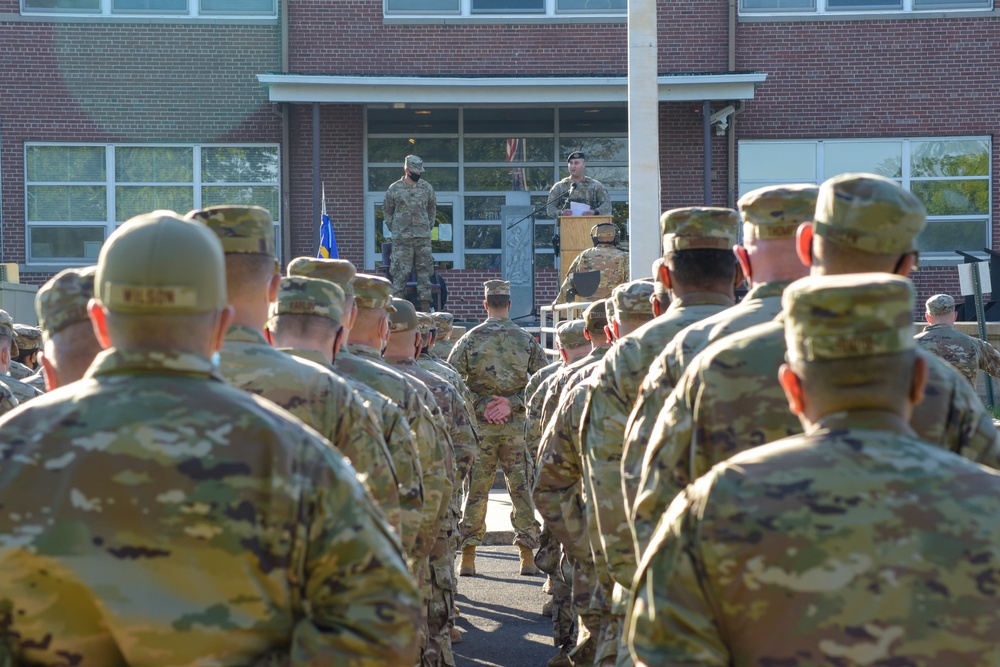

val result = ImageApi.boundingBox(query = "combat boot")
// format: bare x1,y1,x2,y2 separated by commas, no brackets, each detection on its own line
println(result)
459,544,476,576
518,543,540,576
546,649,572,667
449,626,463,644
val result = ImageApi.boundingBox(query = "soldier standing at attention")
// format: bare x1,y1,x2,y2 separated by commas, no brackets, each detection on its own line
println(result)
451,279,548,577
34,266,102,390
546,151,612,219
628,273,1000,666
553,223,630,305
915,293,1000,387
0,211,421,666
385,155,437,312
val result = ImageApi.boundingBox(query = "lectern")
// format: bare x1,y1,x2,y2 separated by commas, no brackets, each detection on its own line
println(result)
557,215,613,285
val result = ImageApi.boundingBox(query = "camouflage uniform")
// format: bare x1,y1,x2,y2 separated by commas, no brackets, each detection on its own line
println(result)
629,274,1000,667
546,175,612,219
0,312,43,404
450,281,548,550
0,211,420,666
8,360,34,380
916,294,1000,386
554,244,630,305
385,155,436,306
431,312,456,360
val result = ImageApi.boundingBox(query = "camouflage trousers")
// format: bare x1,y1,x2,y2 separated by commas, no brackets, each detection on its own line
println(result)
424,530,456,667
570,560,600,667
391,237,434,306
460,432,541,549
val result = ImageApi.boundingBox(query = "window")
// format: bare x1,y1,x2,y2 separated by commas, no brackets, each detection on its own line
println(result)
384,0,625,18
741,0,990,13
366,106,628,270
21,0,275,18
738,137,991,256
25,144,279,265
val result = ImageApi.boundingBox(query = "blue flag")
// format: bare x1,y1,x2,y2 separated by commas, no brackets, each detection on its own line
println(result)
317,212,338,259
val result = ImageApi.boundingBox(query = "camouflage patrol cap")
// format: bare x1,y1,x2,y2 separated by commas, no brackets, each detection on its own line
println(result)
405,155,425,174
13,324,42,353
610,280,656,322
269,276,345,326
484,279,511,297
556,320,588,350
591,223,618,244
97,211,227,314
287,257,357,297
813,173,927,255
416,311,434,336
926,293,956,316
352,273,397,311
0,309,13,339
185,205,275,256
738,184,820,240
432,312,454,338
660,207,739,254
389,298,419,333
783,273,915,363
36,266,97,339
583,299,608,333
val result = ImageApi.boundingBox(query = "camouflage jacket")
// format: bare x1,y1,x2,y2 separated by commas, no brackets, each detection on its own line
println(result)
432,339,455,361
447,316,547,436
537,347,610,440
8,359,33,380
282,347,418,551
525,360,564,450
0,348,420,666
578,291,734,588
629,411,1000,667
342,343,453,558
546,175,612,219
634,315,1000,558
418,354,480,434
915,322,1000,385
554,245,630,305
0,372,43,405
384,178,436,240
0,383,17,417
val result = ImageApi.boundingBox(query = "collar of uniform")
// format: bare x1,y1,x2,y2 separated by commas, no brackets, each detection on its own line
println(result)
87,347,222,381
225,324,270,345
743,280,793,303
666,291,735,311
279,347,332,370
382,355,417,366
345,342,382,360
921,323,954,333
484,316,511,323
807,409,917,439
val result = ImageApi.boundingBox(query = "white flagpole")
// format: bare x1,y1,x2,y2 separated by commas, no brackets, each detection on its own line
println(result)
321,182,327,217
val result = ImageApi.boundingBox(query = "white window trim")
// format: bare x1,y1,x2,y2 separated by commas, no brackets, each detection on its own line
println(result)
740,0,991,16
24,142,280,268
21,0,276,19
383,0,624,19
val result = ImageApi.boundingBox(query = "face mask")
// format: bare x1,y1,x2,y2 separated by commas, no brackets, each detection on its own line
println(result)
408,171,421,182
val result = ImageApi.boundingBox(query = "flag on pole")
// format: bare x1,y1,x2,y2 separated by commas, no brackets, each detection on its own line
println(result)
506,138,527,191
317,183,339,259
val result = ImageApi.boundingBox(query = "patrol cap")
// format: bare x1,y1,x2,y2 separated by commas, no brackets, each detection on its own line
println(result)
0,310,13,339
567,151,586,162
610,280,656,322
416,311,434,336
269,276,345,326
389,297,419,333
287,257,357,297
405,155,425,174
591,223,618,244
97,211,227,314
432,312,454,338
185,205,275,256
484,279,511,297
583,299,608,333
926,293,956,316
738,184,820,240
783,273,915,363
556,320,588,350
352,273,396,311
661,207,739,254
36,266,97,339
813,173,927,255
13,324,42,353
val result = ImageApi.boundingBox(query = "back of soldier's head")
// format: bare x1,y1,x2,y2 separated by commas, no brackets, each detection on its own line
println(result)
609,280,656,327
36,266,100,385
351,274,396,333
660,207,739,288
484,280,511,309
186,206,276,297
591,222,619,247
555,320,588,354
582,299,608,340
268,276,345,344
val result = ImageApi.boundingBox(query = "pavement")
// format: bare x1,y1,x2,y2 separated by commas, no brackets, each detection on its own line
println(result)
481,486,544,546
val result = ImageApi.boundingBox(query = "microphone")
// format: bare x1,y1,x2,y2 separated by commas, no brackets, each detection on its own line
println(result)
564,182,577,210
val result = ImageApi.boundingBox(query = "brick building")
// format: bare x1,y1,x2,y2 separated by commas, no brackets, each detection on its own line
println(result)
2,0,998,322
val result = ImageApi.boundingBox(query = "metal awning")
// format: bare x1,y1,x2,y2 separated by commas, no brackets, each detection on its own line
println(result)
256,72,767,105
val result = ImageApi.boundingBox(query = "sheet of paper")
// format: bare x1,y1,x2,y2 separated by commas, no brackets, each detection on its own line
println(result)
570,201,589,216
438,223,453,242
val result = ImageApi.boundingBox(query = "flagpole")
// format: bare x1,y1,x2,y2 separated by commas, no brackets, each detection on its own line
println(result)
322,182,327,217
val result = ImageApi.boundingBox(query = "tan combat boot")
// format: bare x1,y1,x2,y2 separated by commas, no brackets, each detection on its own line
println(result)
459,544,476,576
518,543,540,576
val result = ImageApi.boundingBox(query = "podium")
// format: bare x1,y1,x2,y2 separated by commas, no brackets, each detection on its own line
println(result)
558,215,613,285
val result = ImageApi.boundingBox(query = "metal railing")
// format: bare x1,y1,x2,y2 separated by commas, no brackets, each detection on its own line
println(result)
527,301,594,358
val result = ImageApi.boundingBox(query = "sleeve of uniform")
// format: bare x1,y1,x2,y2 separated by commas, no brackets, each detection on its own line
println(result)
594,181,612,216
381,403,424,558
292,433,422,666
622,350,675,470
427,184,436,227
527,336,548,377
0,386,18,417
383,186,396,228
445,336,468,379
420,403,455,549
977,338,1000,381
627,482,729,667
546,182,566,219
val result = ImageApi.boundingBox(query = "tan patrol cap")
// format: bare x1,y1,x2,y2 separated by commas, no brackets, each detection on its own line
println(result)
269,276,345,326
185,205,275,256
432,312,454,338
661,207,739,254
783,273,915,363
287,257,357,297
556,320,588,350
352,273,396,311
813,173,927,255
610,280,656,322
583,299,608,332
389,297,419,333
13,324,42,353
0,309,13,339
484,279,511,297
97,211,227,314
926,293,956,316
738,184,820,240
36,266,97,339
405,155,425,174
416,311,434,336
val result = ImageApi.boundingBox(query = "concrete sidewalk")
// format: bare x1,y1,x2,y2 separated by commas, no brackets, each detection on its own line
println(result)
481,488,544,546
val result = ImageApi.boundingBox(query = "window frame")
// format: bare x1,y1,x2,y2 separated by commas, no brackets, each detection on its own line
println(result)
383,0,625,19
20,0,277,19
24,142,281,267
739,0,991,15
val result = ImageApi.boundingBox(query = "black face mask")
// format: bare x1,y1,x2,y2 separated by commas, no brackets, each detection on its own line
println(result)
408,171,421,182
